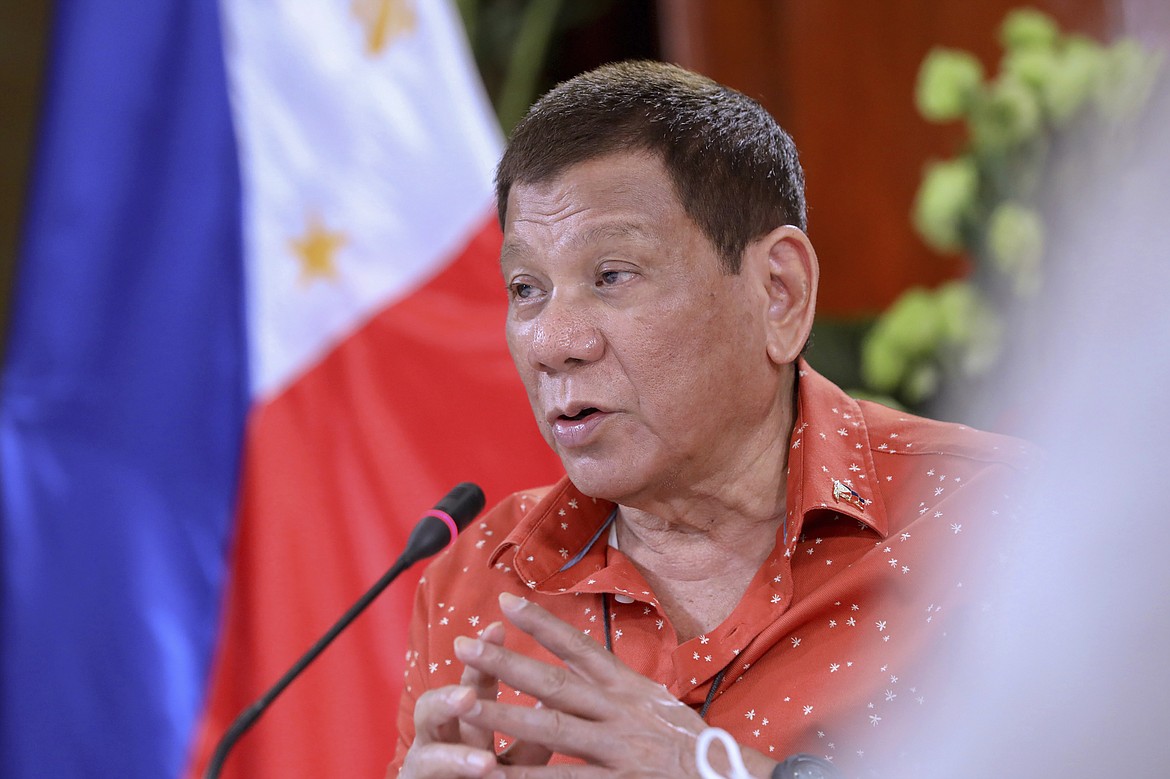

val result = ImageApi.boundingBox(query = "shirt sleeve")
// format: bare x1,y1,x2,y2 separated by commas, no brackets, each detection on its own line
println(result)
385,574,434,777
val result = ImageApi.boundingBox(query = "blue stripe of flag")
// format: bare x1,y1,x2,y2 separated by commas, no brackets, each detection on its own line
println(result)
0,1,248,776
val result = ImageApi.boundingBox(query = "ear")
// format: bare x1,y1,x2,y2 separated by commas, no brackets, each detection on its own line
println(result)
752,226,819,366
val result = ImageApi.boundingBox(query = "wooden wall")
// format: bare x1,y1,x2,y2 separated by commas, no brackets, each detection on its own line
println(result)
0,0,53,351
657,0,1109,317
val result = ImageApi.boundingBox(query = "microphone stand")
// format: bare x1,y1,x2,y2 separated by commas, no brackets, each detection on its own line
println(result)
204,556,412,778
204,481,484,778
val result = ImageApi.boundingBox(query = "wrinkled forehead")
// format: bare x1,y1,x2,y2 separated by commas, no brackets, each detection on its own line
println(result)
501,149,681,221
500,153,688,259
510,151,686,219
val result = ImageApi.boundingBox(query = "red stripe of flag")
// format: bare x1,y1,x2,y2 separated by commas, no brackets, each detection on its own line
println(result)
186,216,561,778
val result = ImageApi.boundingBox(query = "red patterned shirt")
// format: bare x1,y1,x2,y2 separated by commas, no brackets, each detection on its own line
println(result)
388,360,1032,775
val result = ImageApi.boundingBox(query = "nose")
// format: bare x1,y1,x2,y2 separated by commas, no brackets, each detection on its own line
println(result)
525,294,605,373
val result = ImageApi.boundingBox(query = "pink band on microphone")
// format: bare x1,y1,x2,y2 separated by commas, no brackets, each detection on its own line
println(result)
424,509,459,549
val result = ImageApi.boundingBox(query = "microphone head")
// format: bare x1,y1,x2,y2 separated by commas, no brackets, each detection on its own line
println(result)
434,482,486,532
400,482,486,566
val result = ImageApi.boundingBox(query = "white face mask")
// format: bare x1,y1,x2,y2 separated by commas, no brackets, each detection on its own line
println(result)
696,727,756,779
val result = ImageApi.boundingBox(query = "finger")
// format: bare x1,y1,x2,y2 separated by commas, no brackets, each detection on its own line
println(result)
496,764,612,779
496,738,553,768
470,700,712,778
454,633,612,720
497,593,624,682
460,698,605,762
461,620,505,697
458,621,505,749
398,741,499,779
414,685,478,745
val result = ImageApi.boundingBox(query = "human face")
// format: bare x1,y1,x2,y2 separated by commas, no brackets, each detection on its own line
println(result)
501,153,787,506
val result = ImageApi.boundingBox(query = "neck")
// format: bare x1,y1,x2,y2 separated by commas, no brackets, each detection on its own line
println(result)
614,489,785,641
612,374,797,640
608,364,800,636
615,483,787,578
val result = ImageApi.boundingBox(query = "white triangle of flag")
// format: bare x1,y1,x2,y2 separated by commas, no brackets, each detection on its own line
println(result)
221,0,503,399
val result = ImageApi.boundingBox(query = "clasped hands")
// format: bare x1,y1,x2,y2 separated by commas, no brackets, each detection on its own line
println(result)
396,591,776,779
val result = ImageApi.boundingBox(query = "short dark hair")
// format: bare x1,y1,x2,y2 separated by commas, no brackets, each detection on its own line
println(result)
495,60,806,273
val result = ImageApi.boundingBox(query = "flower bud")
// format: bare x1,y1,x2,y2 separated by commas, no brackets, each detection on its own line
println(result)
1043,37,1104,124
1000,8,1060,52
916,48,985,122
987,202,1044,296
968,75,1043,150
912,157,979,253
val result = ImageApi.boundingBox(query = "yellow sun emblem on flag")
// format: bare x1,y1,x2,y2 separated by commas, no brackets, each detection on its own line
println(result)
352,0,416,55
290,215,347,284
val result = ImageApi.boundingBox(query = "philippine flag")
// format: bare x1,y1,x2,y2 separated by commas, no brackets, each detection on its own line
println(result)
0,1,561,778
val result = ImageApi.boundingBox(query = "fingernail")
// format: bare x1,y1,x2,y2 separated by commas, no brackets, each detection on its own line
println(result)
464,752,493,771
499,592,527,612
454,635,483,659
448,687,474,707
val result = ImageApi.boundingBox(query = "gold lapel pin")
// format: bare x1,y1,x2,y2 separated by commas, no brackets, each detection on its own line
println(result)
832,479,871,511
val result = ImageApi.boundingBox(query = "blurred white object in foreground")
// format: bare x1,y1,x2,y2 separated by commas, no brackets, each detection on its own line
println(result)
904,11,1170,776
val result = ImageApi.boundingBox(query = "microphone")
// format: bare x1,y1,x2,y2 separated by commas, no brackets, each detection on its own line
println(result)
204,482,486,779
399,481,487,566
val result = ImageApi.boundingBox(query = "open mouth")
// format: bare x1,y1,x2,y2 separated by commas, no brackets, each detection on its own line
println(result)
561,407,600,422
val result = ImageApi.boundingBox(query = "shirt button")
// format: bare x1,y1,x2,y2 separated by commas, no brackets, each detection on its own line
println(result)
614,593,635,604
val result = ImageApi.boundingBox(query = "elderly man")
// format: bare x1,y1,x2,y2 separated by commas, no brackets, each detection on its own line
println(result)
388,61,1029,778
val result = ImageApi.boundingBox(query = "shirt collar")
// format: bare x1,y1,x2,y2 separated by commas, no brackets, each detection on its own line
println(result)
784,359,888,542
488,479,613,589
491,358,888,586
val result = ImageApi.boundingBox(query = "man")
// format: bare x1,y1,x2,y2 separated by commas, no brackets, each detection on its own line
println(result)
387,61,1030,778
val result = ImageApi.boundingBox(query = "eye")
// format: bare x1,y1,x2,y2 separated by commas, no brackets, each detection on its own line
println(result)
508,279,542,300
596,269,635,287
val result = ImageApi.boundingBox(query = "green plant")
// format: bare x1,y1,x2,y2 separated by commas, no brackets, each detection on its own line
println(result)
860,8,1163,418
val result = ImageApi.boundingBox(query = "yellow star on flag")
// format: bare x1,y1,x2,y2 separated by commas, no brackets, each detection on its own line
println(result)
289,215,346,284
352,0,416,55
